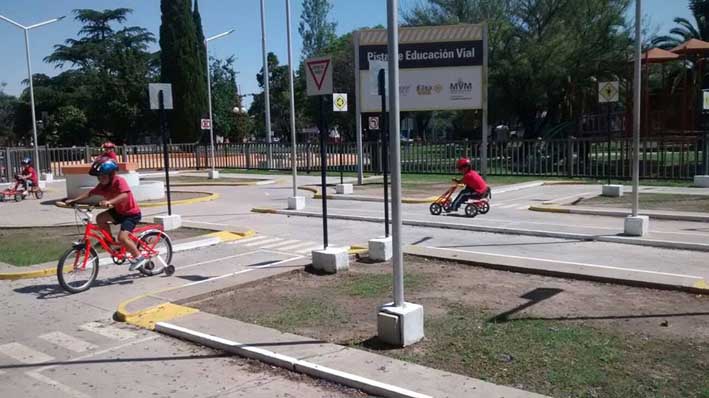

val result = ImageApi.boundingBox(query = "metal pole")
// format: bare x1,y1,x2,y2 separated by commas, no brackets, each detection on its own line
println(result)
260,0,273,168
607,103,612,185
159,91,173,216
286,0,298,197
24,29,40,173
205,40,216,175
354,31,364,184
480,23,489,177
632,0,642,217
319,95,329,248
379,69,389,238
387,0,404,307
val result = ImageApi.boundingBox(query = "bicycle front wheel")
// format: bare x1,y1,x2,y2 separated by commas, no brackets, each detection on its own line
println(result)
138,230,173,276
57,244,99,293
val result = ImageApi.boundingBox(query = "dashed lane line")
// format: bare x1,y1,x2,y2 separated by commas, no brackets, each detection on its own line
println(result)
38,332,98,354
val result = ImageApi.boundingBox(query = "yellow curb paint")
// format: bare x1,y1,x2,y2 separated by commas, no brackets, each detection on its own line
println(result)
528,205,571,214
206,230,254,242
402,196,438,204
0,267,56,281
122,302,199,330
298,186,319,194
348,245,369,255
140,192,219,208
252,207,278,214
694,280,709,290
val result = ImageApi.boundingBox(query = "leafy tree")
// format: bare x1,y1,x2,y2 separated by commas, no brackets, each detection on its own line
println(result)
160,0,203,142
298,0,337,59
0,83,19,145
192,0,209,139
249,53,292,140
653,0,709,48
209,56,249,142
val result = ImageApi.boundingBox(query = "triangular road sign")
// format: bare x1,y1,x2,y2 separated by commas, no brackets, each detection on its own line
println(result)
306,56,333,96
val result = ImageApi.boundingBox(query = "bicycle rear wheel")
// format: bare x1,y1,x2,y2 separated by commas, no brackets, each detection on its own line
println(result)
137,230,173,276
57,244,99,293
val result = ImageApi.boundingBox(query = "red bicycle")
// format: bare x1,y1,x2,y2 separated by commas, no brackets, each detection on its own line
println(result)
56,203,174,293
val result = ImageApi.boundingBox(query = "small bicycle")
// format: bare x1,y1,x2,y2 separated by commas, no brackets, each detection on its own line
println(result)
56,202,175,293
429,185,491,218
1,177,43,202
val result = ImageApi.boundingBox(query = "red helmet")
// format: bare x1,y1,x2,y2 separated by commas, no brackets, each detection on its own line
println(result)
456,158,471,170
102,141,116,149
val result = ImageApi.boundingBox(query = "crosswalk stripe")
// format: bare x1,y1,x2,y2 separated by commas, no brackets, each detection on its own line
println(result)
259,239,301,249
80,322,135,341
277,241,319,252
296,245,325,255
38,332,98,353
0,342,54,364
244,238,283,247
227,235,269,245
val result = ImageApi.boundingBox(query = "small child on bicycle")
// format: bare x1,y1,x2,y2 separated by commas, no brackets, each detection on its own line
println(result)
65,158,146,271
449,158,489,212
14,157,38,192
99,141,118,161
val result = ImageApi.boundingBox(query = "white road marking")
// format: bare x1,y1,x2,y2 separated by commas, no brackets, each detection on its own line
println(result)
177,250,260,270
296,245,326,255
26,371,91,398
182,256,306,287
276,241,319,252
244,237,283,247
38,332,98,353
80,322,135,341
424,246,703,279
226,235,269,245
0,343,54,364
258,239,301,249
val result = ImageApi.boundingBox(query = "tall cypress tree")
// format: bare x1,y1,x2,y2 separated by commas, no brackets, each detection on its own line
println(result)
159,0,201,142
192,0,209,138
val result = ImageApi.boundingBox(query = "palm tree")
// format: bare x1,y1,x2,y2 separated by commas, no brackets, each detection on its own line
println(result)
652,0,709,49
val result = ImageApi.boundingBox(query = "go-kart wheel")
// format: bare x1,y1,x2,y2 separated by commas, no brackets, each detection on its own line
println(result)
14,193,23,202
429,203,443,216
164,265,175,276
34,190,44,200
465,203,478,218
477,201,490,214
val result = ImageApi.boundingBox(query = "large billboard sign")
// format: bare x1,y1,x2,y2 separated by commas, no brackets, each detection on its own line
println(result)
355,24,485,113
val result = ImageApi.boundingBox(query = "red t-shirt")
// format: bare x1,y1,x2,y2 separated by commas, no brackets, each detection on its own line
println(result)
101,151,118,161
89,175,140,216
22,166,38,185
462,170,488,194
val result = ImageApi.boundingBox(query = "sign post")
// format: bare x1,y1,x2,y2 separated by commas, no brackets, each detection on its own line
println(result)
378,68,390,238
333,93,348,184
149,83,179,229
306,56,333,249
599,81,620,185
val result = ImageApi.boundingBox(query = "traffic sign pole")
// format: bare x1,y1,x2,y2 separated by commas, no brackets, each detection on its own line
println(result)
379,69,389,238
319,95,329,249
159,91,173,216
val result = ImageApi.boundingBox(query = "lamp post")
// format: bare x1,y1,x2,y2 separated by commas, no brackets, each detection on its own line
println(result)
259,0,273,168
0,14,64,174
204,29,235,179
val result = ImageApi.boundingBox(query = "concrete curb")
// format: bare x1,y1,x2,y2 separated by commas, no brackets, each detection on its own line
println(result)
405,245,709,295
156,322,433,398
139,192,220,208
529,204,709,223
0,229,254,281
251,207,709,252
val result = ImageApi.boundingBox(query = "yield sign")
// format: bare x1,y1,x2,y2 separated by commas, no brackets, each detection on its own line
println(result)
598,81,619,103
306,56,333,96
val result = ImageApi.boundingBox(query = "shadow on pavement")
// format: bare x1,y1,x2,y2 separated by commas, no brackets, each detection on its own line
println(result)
488,287,564,323
0,353,230,371
14,273,142,300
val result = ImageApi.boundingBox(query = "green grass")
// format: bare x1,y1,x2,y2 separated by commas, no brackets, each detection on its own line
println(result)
337,272,429,298
580,193,709,212
0,228,80,267
389,304,709,398
244,296,350,331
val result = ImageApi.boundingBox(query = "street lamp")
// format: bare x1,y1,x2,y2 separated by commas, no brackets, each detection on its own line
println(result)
204,28,235,179
260,0,273,168
0,14,65,175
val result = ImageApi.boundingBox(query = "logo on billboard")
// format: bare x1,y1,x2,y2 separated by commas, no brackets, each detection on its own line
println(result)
416,85,433,95
399,85,411,96
450,79,474,100
433,84,443,94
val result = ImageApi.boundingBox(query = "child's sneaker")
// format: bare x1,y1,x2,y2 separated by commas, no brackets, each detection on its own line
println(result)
129,256,147,271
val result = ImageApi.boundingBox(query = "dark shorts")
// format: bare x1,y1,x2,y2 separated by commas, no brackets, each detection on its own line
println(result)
107,208,141,232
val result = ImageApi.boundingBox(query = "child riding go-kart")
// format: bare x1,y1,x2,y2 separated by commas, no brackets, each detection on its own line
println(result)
1,157,43,202
429,158,490,218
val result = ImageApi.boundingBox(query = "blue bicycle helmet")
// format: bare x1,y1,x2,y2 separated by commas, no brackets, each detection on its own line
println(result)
21,157,32,165
89,158,119,176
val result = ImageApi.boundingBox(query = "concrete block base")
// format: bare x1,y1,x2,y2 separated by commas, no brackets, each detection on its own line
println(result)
336,183,353,195
287,196,306,210
602,184,623,197
377,302,424,347
311,246,349,274
155,214,182,231
368,236,392,262
208,170,220,179
42,172,53,183
694,175,709,188
624,215,649,237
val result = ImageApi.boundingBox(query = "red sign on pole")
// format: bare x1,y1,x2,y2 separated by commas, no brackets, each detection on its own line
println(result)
305,56,333,96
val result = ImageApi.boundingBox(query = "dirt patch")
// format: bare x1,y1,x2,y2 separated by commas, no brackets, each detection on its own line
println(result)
0,225,210,267
190,256,709,398
578,193,709,213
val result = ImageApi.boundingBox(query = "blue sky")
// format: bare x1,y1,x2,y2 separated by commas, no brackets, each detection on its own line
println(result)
0,0,694,104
